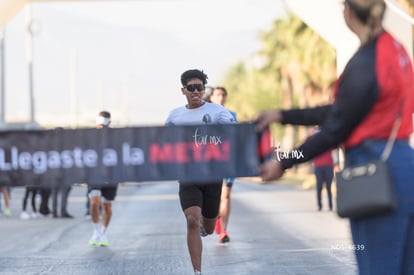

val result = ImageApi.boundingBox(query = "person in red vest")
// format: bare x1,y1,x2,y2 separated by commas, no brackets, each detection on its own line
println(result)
310,128,337,211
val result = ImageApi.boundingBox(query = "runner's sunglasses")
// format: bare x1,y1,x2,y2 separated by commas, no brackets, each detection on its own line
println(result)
184,84,205,92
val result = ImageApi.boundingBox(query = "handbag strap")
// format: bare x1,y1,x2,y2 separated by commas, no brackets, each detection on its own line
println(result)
342,100,404,165
380,111,402,162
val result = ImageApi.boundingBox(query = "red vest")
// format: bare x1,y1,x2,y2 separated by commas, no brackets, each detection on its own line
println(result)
313,150,334,167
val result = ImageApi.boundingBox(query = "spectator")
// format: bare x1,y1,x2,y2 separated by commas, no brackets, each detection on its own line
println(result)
0,186,11,217
256,0,414,273
310,128,337,211
20,186,40,219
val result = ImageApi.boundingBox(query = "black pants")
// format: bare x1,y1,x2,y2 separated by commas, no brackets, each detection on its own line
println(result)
22,186,38,212
39,187,51,215
315,166,334,210
52,185,72,216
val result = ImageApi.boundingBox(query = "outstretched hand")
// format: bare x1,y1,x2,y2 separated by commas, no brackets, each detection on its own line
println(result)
255,110,282,131
260,160,284,182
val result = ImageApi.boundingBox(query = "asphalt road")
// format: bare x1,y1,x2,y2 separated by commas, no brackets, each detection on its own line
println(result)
0,179,357,275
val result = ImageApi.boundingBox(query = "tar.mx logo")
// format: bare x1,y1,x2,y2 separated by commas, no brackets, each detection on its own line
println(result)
273,144,304,162
192,128,222,147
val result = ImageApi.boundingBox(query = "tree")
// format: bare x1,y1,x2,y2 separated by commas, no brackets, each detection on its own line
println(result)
221,13,336,151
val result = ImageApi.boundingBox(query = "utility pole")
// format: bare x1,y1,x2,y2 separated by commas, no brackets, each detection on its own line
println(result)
70,49,78,128
26,5,36,125
0,28,4,127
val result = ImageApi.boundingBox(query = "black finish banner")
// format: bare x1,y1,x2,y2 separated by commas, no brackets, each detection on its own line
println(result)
0,123,272,187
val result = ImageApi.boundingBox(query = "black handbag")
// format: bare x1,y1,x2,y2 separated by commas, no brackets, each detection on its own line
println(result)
336,118,400,219
336,158,397,219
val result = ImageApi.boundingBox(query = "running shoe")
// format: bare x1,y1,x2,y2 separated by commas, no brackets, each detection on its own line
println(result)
214,217,222,234
200,225,208,237
88,230,100,246
20,211,31,220
218,231,230,243
3,208,11,217
34,212,44,219
99,233,109,247
61,212,74,219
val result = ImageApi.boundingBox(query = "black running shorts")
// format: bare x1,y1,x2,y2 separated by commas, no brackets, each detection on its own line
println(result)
88,185,118,201
179,181,222,219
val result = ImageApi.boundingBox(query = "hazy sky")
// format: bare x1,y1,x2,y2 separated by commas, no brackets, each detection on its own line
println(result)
3,0,287,128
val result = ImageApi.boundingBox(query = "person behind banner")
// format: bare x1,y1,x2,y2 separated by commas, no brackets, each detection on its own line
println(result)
0,186,11,217
255,1,414,273
165,69,236,275
205,86,238,243
20,185,41,219
88,111,118,247
39,185,52,217
51,127,73,219
52,181,73,219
